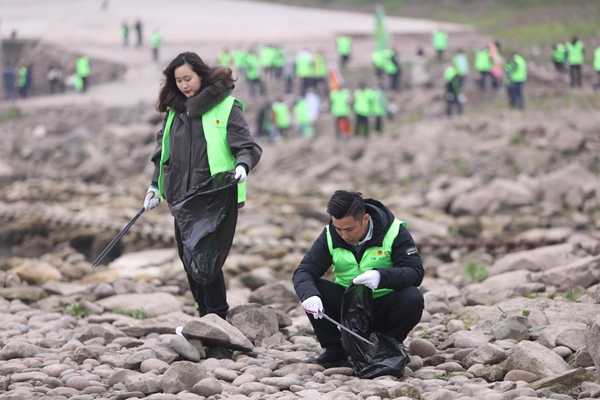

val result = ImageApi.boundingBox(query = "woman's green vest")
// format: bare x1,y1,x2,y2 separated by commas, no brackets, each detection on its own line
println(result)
474,49,492,72
272,102,291,129
353,88,373,116
158,96,246,203
553,44,566,63
325,219,405,299
329,88,351,117
566,41,584,66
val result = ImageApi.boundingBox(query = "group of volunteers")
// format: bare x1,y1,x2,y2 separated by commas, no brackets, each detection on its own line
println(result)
139,49,425,373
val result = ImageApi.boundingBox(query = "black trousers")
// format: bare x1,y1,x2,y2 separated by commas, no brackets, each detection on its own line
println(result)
354,114,369,137
570,65,582,87
174,220,229,318
307,279,424,349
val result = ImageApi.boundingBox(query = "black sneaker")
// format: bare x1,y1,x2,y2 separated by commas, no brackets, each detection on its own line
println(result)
307,347,349,368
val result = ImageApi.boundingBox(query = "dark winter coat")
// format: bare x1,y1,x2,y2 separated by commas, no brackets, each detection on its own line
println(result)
293,199,424,302
150,87,262,206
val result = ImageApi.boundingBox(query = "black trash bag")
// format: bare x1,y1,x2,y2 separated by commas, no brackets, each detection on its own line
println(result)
340,283,410,379
171,171,238,286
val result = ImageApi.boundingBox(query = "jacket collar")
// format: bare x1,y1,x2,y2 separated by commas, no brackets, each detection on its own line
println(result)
186,88,232,119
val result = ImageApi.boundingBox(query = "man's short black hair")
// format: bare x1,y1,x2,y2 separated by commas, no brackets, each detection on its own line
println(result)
327,190,366,220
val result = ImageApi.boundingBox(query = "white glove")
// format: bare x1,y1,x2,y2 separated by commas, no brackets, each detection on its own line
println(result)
301,296,324,319
234,165,247,183
143,185,161,210
353,270,381,290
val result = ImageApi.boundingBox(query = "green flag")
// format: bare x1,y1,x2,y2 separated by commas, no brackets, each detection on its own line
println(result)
374,4,390,51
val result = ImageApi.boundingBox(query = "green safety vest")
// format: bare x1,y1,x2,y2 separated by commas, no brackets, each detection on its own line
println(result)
259,46,275,68
474,49,492,72
433,30,448,51
381,48,398,74
245,54,260,80
372,90,387,116
18,66,27,87
294,99,310,124
337,36,351,56
508,54,527,83
296,53,314,78
218,52,232,68
76,57,90,77
314,54,328,77
353,88,373,116
271,102,291,129
553,44,566,63
159,96,246,203
329,88,351,117
233,50,247,69
326,219,405,299
444,65,457,82
150,32,161,49
566,41,584,66
594,47,600,72
372,49,386,69
273,47,285,68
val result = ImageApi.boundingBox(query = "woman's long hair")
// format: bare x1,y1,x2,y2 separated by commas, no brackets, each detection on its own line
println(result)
156,51,236,113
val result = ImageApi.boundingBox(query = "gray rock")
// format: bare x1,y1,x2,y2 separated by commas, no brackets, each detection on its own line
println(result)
227,304,280,342
164,335,201,362
190,377,222,397
491,316,529,342
72,325,126,344
161,361,209,394
96,292,182,318
181,314,254,351
463,343,507,366
0,342,47,359
248,281,299,305
502,341,571,378
408,338,437,358
585,315,600,371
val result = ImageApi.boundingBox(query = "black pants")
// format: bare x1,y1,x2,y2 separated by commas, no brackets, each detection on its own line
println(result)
354,114,369,138
570,65,582,87
389,71,400,91
307,279,424,349
479,71,497,91
248,78,266,98
175,220,229,318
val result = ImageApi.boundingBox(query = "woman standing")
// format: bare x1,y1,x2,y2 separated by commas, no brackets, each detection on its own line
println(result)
143,52,262,319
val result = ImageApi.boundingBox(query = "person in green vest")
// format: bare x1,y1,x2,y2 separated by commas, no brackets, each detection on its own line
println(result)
444,64,462,116
432,29,449,61
505,52,527,109
76,55,91,92
150,29,162,62
594,45,600,90
217,48,232,69
329,83,352,139
17,65,28,98
259,44,276,80
121,22,129,47
353,82,374,137
296,49,315,96
372,84,388,135
381,48,401,91
452,49,469,85
232,48,248,79
371,48,386,82
293,190,424,368
313,49,329,97
272,45,285,79
293,95,314,136
336,35,352,69
566,36,584,87
474,46,495,91
142,51,262,320
271,98,292,139
245,48,266,98
551,43,566,73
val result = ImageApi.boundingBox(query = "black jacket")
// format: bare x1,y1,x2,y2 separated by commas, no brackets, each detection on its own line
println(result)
293,199,424,302
150,88,262,205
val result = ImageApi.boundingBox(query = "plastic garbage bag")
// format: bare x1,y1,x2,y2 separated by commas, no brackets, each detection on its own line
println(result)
340,283,410,379
171,171,238,286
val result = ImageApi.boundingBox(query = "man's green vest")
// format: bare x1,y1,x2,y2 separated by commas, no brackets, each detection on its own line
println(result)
159,96,246,203
353,88,373,116
433,30,448,51
18,66,27,87
337,36,351,56
553,44,566,63
325,219,405,299
566,41,584,66
444,65,457,82
594,46,600,72
271,102,291,129
372,90,387,116
218,52,232,68
294,98,310,125
245,54,260,80
474,49,492,72
371,49,386,69
76,57,90,78
508,54,527,83
296,53,314,78
330,88,351,117
314,54,328,78
381,49,398,74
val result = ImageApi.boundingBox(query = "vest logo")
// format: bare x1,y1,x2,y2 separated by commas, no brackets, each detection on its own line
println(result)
368,250,390,261
214,119,226,130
